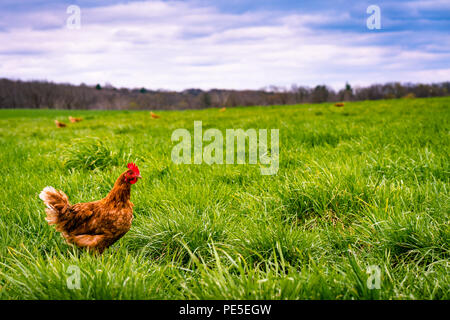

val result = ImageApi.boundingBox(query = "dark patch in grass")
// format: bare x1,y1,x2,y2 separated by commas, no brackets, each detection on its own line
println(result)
113,124,145,135
280,181,367,222
298,132,354,148
29,131,47,139
215,173,249,186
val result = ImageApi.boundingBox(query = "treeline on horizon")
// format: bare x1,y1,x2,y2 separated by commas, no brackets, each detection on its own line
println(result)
0,78,449,110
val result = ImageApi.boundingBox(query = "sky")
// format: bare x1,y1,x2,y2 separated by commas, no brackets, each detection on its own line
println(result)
0,0,449,91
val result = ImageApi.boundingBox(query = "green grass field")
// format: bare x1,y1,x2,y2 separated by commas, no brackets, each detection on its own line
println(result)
0,97,448,299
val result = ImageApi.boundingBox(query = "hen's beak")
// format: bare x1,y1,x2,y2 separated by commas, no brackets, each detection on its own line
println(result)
137,174,142,179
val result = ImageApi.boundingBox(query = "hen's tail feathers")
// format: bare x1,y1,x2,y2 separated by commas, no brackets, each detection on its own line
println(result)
39,186,70,226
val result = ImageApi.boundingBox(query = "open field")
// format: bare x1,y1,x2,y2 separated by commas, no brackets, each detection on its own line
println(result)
0,97,448,299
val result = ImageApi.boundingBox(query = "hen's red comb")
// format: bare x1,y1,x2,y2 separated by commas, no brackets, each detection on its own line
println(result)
127,162,140,175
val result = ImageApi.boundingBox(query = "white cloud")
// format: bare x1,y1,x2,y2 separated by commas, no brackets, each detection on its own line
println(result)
0,0,448,90
405,0,450,9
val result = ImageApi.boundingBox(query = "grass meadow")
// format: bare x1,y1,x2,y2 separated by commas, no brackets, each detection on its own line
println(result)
0,97,448,299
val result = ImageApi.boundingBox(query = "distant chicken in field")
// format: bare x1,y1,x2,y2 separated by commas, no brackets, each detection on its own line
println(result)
39,163,141,254
150,111,160,119
69,116,83,123
334,102,345,107
219,107,226,112
55,120,67,128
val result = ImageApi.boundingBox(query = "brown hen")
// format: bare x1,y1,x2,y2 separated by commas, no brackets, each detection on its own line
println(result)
39,163,141,254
